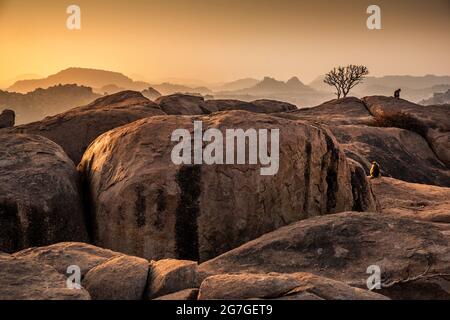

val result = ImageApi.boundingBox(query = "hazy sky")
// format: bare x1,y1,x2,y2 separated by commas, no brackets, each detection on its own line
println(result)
0,0,449,87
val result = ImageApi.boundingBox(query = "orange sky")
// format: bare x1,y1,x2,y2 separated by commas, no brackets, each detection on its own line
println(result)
0,0,449,87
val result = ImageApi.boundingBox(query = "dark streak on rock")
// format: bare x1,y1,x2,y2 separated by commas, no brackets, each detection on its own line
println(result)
303,141,312,213
175,165,201,261
154,188,166,231
324,133,339,212
350,164,370,212
0,201,22,253
135,185,146,228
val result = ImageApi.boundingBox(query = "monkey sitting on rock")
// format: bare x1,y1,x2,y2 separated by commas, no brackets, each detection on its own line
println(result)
370,161,381,179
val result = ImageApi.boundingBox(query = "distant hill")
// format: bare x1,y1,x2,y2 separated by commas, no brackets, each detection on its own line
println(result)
214,78,259,91
243,76,316,95
309,75,450,102
7,68,150,94
0,84,100,124
420,89,450,105
151,82,212,96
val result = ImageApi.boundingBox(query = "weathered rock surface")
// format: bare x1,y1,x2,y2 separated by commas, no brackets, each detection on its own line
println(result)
363,96,450,168
347,159,379,212
154,288,199,300
205,99,296,114
251,99,297,113
198,273,388,300
0,254,90,300
371,177,450,224
156,94,208,115
0,134,88,253
0,109,15,128
199,212,450,299
82,255,149,300
331,125,450,187
14,242,120,277
146,259,199,299
3,91,166,164
79,111,376,261
286,97,374,125
155,94,297,115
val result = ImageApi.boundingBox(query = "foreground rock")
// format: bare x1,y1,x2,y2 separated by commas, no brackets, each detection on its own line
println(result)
371,177,450,224
154,288,199,300
4,91,166,164
363,96,450,168
198,273,388,300
147,259,199,299
0,134,88,253
199,212,450,299
14,242,120,277
0,109,15,128
0,254,90,300
79,111,376,261
83,255,149,300
331,125,450,187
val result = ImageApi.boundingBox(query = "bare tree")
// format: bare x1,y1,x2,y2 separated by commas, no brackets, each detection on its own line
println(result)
324,65,369,98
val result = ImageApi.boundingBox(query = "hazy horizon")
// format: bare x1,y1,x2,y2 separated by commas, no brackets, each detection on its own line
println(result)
1,0,449,88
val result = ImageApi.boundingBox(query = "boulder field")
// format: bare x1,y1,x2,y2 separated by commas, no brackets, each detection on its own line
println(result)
0,91,449,300
198,212,450,299
279,96,450,187
1,241,389,300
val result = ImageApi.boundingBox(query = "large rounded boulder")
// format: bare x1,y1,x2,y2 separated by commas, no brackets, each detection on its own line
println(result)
0,134,88,253
79,110,376,261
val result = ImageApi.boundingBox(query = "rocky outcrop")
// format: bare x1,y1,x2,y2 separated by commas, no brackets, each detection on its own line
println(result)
331,125,450,187
199,212,450,299
285,97,374,125
203,99,253,113
147,259,199,299
78,111,376,261
0,134,88,253
363,96,450,168
205,99,296,114
155,94,297,115
198,273,388,300
142,87,162,101
250,99,297,112
13,242,120,277
156,94,207,115
3,91,166,164
371,177,450,225
0,109,15,128
0,254,90,300
82,255,149,300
